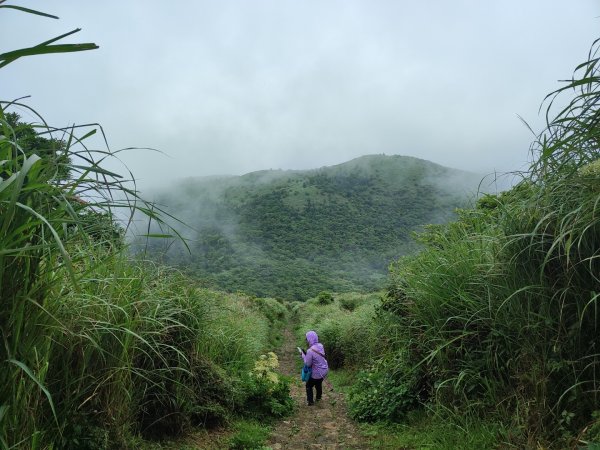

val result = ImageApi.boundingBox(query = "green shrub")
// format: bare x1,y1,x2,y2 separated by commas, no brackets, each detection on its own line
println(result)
60,421,110,450
200,292,271,373
289,301,302,317
248,297,288,346
228,420,271,450
339,294,361,311
578,411,600,449
317,291,334,305
349,354,419,422
295,292,382,369
380,39,600,444
251,297,288,324
240,353,294,420
313,319,345,368
360,412,508,450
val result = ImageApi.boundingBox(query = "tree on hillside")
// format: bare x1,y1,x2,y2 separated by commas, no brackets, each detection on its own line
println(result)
2,112,70,180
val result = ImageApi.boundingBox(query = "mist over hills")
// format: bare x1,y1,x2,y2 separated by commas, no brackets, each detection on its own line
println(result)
142,155,484,300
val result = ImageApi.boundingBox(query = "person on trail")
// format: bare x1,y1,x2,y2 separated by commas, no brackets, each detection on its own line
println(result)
298,330,329,406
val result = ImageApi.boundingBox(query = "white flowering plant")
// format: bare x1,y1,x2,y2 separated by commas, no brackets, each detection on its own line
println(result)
242,352,294,419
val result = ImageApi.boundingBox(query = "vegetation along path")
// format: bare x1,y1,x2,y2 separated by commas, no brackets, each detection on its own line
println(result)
268,328,369,449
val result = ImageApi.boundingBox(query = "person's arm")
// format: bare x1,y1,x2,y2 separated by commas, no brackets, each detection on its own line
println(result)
304,349,313,367
298,347,308,363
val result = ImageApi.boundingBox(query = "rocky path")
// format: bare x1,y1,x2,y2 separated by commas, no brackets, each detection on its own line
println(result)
267,328,370,450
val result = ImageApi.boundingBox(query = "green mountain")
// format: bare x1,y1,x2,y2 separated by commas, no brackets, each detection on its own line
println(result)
143,155,483,299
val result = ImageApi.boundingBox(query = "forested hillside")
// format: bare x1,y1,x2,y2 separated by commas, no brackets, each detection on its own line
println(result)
143,155,483,299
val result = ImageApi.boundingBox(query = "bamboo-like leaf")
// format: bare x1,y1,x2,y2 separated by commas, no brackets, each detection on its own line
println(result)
0,4,59,19
0,153,41,236
15,201,76,287
35,28,83,48
0,172,17,195
69,164,123,178
0,43,99,69
8,359,57,423
78,128,97,141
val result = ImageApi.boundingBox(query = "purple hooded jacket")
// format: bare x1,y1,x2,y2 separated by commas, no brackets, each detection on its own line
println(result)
302,330,329,379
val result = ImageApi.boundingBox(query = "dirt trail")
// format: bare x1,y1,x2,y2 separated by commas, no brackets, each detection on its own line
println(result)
268,328,370,450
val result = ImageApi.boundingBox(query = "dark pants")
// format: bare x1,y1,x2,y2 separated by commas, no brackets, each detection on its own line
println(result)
306,377,323,404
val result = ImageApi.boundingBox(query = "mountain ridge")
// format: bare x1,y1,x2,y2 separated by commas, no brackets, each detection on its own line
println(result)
178,154,478,184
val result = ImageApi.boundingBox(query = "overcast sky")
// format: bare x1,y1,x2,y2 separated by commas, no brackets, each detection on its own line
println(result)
3,1,599,193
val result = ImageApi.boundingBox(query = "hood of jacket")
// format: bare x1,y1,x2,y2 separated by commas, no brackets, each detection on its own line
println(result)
306,330,319,347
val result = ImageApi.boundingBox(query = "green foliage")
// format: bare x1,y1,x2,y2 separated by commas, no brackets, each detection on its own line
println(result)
248,297,288,347
296,292,383,369
332,370,505,449
1,223,290,447
60,421,110,450
240,353,294,421
349,357,419,422
197,292,271,374
41,261,277,444
250,297,288,324
0,105,159,447
338,293,362,311
0,3,97,69
241,374,294,421
378,37,600,445
579,411,600,449
145,155,480,299
0,6,292,447
317,291,334,305
228,420,271,450
360,412,507,450
2,112,71,180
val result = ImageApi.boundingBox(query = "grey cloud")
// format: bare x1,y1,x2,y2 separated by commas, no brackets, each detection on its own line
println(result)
1,0,599,194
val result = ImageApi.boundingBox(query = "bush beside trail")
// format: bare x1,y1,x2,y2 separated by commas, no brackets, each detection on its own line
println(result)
380,39,600,446
294,292,383,370
3,238,293,448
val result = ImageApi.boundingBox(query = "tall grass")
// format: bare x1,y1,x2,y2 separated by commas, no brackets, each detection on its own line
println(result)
379,37,600,446
0,106,290,448
0,101,137,447
1,6,292,448
0,105,292,448
294,36,600,447
294,292,383,370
